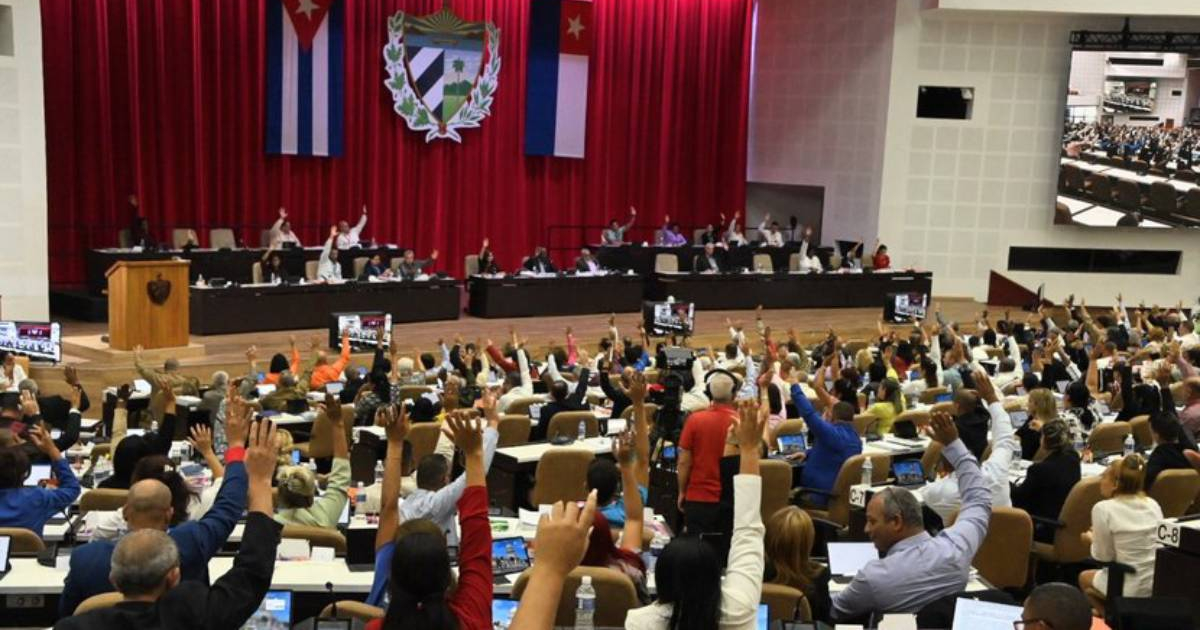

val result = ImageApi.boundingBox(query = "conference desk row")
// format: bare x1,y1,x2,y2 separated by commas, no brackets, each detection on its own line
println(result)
86,245,406,295
184,271,933,333
595,242,831,274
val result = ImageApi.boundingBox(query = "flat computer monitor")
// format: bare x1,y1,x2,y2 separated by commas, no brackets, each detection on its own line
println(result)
827,542,879,577
492,537,531,577
892,460,925,487
0,321,62,363
883,293,929,324
777,434,807,457
951,597,1023,630
643,301,695,337
329,312,392,351
241,590,291,629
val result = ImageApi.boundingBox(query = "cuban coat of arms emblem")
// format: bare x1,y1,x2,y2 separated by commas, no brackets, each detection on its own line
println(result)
383,2,501,142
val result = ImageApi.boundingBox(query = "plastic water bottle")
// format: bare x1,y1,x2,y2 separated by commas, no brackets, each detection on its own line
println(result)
861,456,873,486
354,481,366,515
574,575,596,630
578,420,588,442
645,536,667,574
1123,433,1136,457
150,420,159,434
374,460,385,486
1072,426,1085,454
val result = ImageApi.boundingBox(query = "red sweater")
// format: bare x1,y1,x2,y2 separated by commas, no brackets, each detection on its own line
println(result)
366,486,493,630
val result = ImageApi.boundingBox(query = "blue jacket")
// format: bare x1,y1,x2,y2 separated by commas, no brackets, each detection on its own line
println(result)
790,384,862,507
59,461,247,616
0,457,80,534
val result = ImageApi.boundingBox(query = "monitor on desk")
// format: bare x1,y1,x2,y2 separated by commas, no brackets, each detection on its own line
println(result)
951,597,1022,630
827,542,879,577
492,537,531,576
643,301,695,337
25,464,51,487
883,293,928,324
0,321,62,363
330,312,392,351
241,590,291,629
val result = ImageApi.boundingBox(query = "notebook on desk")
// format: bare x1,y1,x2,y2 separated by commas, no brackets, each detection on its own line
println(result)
950,597,1022,629
492,537,531,585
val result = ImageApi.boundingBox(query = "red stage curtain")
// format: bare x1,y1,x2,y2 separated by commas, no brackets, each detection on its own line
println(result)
41,0,752,285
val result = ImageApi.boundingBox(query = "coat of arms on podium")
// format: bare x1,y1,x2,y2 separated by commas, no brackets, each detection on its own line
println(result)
383,2,501,142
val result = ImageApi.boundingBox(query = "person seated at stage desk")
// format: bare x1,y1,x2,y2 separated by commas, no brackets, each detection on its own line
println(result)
259,250,293,284
523,246,557,274
268,207,301,249
797,225,822,271
757,213,785,247
359,253,394,280
871,240,891,270
395,248,439,280
335,204,368,249
317,227,343,282
656,215,687,247
575,247,605,273
308,331,351,391
693,243,723,274
477,237,502,274
722,211,748,247
602,206,637,246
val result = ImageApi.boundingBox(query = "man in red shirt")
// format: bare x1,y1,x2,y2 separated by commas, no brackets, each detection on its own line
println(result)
677,370,738,535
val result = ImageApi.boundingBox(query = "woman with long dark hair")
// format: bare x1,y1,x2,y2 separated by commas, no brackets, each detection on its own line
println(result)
580,432,649,602
626,400,766,630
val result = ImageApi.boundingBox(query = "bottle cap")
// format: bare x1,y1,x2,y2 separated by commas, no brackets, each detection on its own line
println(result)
581,576,592,585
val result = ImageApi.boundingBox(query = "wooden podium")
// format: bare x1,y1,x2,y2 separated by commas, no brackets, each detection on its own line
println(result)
106,260,190,350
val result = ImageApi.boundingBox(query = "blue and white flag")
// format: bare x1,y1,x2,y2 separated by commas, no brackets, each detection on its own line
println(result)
266,0,344,157
526,0,592,159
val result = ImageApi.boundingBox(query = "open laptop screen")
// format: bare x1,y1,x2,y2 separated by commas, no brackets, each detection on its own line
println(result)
827,542,878,577
492,537,531,576
951,597,1022,630
241,590,291,629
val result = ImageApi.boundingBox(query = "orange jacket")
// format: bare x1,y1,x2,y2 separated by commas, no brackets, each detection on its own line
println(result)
310,337,351,389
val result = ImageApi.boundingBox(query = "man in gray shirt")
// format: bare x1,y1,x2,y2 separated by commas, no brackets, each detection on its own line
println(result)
399,408,499,545
601,206,637,246
832,412,992,621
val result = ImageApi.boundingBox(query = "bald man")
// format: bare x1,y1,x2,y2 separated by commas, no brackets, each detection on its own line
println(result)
677,369,739,535
59,413,251,616
57,420,282,629
1016,583,1093,630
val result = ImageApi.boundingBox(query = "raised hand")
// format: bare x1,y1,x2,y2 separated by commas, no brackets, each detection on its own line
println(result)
244,419,279,486
320,392,343,426
279,207,288,219
19,390,39,417
329,226,339,239
612,430,636,467
68,384,83,411
736,399,767,453
628,371,647,405
442,411,484,457
63,365,79,387
188,424,215,456
27,425,61,460
225,393,251,448
929,411,959,446
972,368,997,404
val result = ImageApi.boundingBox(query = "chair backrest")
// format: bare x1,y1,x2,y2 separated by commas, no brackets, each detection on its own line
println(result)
396,385,431,401
788,253,802,271
654,253,679,273
1087,422,1131,454
546,411,599,441
117,228,132,248
532,449,595,505
512,566,638,627
306,405,355,459
1169,382,1187,405
497,415,532,447
753,253,774,272
619,402,658,421
1150,182,1179,214
972,507,1033,589
352,256,369,279
74,591,125,615
464,254,480,276
407,423,444,465
260,229,273,247
761,459,793,521
1185,188,1200,219
761,582,805,623
1087,174,1112,201
895,408,930,427
1128,415,1152,449
79,489,129,515
852,413,877,436
349,440,378,486
506,396,545,417
918,386,949,405
251,261,263,284
280,524,347,553
773,419,806,440
170,228,193,249
319,601,385,622
0,527,45,553
1149,469,1200,519
823,453,890,526
209,228,236,249
1114,180,1141,210
305,259,320,281
1048,476,1104,562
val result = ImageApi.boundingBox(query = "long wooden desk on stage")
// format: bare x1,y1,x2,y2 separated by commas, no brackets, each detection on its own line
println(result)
86,245,405,295
649,270,933,310
466,274,643,318
189,278,460,334
596,243,829,274
107,260,190,349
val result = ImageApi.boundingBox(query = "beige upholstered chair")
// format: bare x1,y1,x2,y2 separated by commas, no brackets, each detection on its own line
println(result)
1087,422,1131,454
760,459,793,522
761,583,808,622
74,592,124,615
654,253,679,273
512,566,638,627
319,601,384,622
464,254,480,276
972,507,1033,589
406,423,444,465
752,253,773,272
545,411,599,441
497,415,532,447
280,524,347,553
251,261,263,284
305,260,320,281
171,228,194,249
0,527,46,553
1032,477,1103,566
531,449,594,505
1149,469,1200,518
209,228,237,249
352,257,369,279
79,489,129,515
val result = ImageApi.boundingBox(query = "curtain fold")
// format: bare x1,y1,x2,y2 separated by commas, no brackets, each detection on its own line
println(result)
42,0,753,284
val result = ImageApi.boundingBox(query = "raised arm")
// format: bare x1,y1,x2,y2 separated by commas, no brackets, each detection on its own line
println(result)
376,404,409,550
331,330,351,373
353,206,368,234
189,424,225,479
627,373,651,487
510,496,596,630
931,412,991,561
613,432,644,553
721,401,768,625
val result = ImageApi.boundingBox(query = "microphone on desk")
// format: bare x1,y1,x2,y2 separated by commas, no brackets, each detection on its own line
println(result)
326,581,337,619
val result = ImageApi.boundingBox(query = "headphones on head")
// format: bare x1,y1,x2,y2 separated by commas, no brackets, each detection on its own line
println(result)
704,368,742,401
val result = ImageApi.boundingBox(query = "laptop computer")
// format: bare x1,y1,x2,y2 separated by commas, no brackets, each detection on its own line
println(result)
1008,410,1029,428
0,535,10,577
892,460,926,487
493,599,520,630
827,542,878,584
935,392,953,403
950,597,1022,630
492,537,531,585
777,433,807,457
344,526,375,572
241,590,291,629
757,603,769,630
25,464,51,487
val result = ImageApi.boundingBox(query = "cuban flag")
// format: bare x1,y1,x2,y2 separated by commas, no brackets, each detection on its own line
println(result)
266,0,344,157
525,0,592,159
